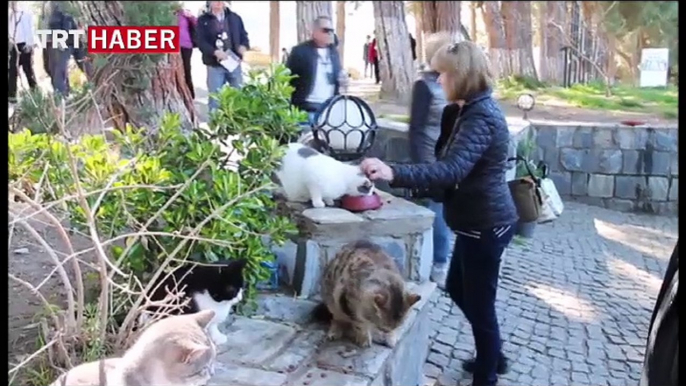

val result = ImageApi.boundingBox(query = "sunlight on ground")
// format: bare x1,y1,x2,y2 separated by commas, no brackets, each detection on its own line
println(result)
594,219,676,262
605,254,663,295
525,283,598,323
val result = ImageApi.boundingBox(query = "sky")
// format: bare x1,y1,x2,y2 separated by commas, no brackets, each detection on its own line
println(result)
182,1,417,72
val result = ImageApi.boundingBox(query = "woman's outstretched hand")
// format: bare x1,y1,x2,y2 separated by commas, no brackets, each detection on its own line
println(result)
360,158,394,182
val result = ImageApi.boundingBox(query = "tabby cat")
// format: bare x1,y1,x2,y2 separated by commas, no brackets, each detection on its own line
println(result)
49,310,217,386
314,239,422,348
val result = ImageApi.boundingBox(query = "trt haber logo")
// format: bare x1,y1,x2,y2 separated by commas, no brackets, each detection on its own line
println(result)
37,26,180,54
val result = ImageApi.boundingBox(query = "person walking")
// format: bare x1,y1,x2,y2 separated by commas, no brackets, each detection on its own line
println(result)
46,2,79,96
407,32,453,288
369,34,380,84
177,6,198,99
8,1,38,103
362,35,371,78
281,48,289,64
196,1,250,113
285,16,346,124
360,41,518,386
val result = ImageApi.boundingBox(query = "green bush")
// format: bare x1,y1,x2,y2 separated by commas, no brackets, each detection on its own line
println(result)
9,64,302,297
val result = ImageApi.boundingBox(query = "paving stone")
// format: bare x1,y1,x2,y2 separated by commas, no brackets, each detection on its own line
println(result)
421,201,676,386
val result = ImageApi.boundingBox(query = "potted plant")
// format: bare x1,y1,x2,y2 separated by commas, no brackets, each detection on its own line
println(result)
511,132,543,238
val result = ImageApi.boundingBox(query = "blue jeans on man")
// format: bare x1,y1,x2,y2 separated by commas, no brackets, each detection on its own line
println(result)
48,47,73,96
427,201,452,287
207,64,243,113
445,224,515,386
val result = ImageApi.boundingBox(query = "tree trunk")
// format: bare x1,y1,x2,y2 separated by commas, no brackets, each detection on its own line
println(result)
372,1,414,103
70,1,194,130
501,1,537,79
421,1,463,42
269,1,280,63
336,1,346,67
541,1,567,84
296,1,333,44
482,2,509,77
470,2,477,44
415,11,424,64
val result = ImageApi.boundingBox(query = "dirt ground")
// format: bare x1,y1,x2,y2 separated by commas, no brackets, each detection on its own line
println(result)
8,202,97,360
348,79,678,126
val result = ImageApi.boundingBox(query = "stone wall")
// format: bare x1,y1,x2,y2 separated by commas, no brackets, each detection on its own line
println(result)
533,123,679,215
271,191,435,299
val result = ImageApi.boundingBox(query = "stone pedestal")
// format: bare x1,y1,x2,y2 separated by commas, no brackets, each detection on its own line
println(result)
209,282,437,386
271,191,435,299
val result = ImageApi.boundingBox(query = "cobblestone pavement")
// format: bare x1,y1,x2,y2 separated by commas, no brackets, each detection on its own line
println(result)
423,201,678,386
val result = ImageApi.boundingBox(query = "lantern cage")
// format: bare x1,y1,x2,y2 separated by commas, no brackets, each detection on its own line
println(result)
308,95,379,162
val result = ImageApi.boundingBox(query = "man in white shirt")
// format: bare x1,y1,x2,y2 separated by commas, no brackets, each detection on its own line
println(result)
285,16,347,124
8,1,38,102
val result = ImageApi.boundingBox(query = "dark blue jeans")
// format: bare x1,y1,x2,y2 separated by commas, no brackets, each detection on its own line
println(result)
445,224,515,386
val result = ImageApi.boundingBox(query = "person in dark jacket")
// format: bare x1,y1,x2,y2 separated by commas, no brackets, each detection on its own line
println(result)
196,1,250,112
361,40,518,386
408,32,452,288
285,16,345,122
640,241,678,386
46,2,79,96
409,33,417,61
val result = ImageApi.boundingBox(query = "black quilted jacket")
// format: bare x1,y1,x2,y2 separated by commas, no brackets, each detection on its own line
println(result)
391,90,518,230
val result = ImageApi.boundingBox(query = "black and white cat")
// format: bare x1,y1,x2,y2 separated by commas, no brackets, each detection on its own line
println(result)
142,259,247,346
274,143,375,208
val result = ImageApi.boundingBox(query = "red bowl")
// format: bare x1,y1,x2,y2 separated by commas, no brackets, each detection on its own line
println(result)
340,193,383,212
620,120,646,127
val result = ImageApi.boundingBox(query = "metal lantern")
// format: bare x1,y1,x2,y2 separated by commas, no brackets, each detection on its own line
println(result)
516,93,536,120
308,95,379,162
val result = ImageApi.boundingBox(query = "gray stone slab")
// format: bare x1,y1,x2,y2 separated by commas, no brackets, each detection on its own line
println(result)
219,317,298,365
265,329,327,373
647,177,669,201
289,367,371,386
256,294,319,324
615,176,645,200
668,178,678,201
210,362,288,386
315,341,392,378
302,208,365,224
588,174,614,198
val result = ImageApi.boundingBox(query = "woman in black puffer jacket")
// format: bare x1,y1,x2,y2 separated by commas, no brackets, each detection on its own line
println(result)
361,41,518,386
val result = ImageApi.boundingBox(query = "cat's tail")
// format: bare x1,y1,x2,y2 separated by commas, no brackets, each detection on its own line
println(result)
311,303,333,324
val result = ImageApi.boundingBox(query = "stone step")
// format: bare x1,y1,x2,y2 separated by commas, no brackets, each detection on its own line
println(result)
209,281,438,386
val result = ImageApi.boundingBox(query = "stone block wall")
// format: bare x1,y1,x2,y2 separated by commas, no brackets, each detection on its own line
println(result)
533,123,678,215
271,191,435,299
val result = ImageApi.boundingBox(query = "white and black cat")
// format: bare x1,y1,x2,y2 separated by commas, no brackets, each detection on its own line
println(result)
143,259,247,346
274,143,375,208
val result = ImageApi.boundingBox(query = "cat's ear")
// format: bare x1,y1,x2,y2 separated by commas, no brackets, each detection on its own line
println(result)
405,293,421,308
193,309,215,328
373,292,387,308
174,341,211,364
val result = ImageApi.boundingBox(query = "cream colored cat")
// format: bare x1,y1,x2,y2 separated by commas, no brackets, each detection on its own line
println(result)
49,310,217,386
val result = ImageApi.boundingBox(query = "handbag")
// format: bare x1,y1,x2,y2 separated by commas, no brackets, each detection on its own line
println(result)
508,156,543,223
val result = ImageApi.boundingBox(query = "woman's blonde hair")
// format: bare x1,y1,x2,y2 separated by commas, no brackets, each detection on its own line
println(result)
431,41,494,102
424,32,453,68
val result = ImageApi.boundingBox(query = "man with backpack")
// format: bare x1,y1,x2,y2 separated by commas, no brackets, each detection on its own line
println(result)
176,6,198,99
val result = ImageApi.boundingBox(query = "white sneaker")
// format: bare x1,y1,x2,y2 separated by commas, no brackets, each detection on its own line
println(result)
430,264,448,289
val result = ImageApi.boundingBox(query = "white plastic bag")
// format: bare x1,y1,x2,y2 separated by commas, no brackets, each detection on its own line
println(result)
540,178,564,216
537,187,557,224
